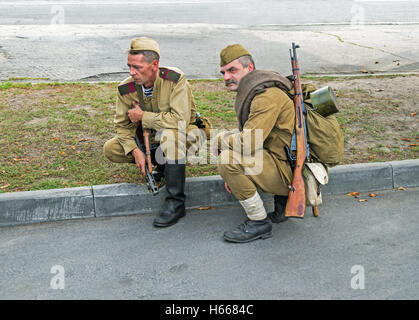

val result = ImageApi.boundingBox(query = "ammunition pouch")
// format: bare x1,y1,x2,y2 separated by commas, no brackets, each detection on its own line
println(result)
195,113,212,140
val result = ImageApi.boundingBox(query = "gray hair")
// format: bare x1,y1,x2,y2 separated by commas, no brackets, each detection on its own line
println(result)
128,50,160,63
238,55,255,69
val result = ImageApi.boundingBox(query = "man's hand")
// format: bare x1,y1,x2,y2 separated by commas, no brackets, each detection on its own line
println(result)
127,101,144,123
224,182,232,194
132,147,146,175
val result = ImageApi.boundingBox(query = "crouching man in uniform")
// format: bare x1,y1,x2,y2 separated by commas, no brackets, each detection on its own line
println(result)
104,37,203,227
215,44,295,243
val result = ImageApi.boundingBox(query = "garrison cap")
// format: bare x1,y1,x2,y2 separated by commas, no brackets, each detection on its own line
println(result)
220,44,251,67
128,37,160,57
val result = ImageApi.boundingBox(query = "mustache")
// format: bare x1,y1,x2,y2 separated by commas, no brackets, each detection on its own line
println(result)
225,79,238,86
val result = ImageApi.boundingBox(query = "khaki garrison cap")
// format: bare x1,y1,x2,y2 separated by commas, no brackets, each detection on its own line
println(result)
128,37,160,57
220,44,251,67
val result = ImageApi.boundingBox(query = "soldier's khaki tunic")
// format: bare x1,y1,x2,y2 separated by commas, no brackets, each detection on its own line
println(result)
104,67,201,163
217,87,295,200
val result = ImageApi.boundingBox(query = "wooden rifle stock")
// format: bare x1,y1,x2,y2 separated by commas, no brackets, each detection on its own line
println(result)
143,129,153,174
134,125,159,195
285,43,307,218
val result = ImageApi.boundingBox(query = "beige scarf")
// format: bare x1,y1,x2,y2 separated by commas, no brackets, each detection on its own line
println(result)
234,70,293,131
234,70,293,130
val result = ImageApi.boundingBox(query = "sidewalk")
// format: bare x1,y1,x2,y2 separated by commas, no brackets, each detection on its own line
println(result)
1,185,418,299
1,159,418,227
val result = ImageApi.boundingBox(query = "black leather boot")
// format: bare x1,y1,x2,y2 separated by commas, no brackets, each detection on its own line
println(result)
223,218,272,243
152,163,165,184
153,162,186,227
267,195,288,223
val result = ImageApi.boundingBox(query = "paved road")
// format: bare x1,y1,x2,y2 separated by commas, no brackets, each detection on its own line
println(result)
2,0,418,26
1,187,418,300
0,0,418,80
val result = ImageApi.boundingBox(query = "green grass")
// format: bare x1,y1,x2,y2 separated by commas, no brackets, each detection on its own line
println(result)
0,77,418,193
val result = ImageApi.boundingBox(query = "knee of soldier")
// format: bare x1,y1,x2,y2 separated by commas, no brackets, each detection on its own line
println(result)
103,139,113,160
217,149,242,178
103,138,124,163
158,128,186,160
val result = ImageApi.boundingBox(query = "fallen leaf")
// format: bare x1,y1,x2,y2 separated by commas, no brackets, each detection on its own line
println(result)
71,146,76,150
401,138,411,142
411,112,417,117
0,184,10,189
409,144,419,147
59,151,66,156
398,187,406,191
375,89,384,92
346,192,359,197
359,199,368,202
78,138,89,142
198,206,215,210
361,69,368,73
369,193,377,197
42,172,49,176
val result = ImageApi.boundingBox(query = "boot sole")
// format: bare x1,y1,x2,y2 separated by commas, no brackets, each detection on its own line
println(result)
153,212,186,228
223,231,273,243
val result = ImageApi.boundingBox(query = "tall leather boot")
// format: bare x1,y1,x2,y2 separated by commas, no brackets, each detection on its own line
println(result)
267,195,288,223
153,162,186,227
152,163,165,184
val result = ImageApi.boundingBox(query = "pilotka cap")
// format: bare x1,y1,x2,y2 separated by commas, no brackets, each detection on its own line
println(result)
220,44,251,67
128,37,160,57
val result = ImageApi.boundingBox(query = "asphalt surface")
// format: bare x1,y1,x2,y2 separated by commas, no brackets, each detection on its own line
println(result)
2,0,418,26
1,187,418,300
1,0,418,80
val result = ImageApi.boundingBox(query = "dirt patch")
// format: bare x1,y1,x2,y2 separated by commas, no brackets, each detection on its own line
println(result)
303,75,418,163
25,117,49,126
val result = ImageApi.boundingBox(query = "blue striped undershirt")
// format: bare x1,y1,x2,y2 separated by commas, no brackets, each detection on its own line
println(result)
142,85,153,98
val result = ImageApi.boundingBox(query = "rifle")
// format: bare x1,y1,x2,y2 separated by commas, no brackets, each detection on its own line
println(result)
134,129,159,196
285,43,309,218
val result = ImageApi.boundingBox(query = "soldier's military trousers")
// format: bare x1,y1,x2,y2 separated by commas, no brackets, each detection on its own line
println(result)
103,126,204,164
217,148,293,201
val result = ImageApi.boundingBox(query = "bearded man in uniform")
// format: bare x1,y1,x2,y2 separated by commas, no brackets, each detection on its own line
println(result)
215,44,295,243
103,37,203,228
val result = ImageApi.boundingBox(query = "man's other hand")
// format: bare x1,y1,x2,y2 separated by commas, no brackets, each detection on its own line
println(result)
132,147,146,175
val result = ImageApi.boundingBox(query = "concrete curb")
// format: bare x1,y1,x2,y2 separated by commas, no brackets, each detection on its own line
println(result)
1,159,418,227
